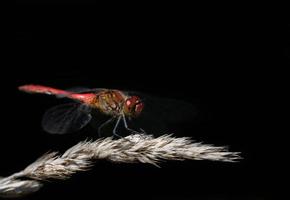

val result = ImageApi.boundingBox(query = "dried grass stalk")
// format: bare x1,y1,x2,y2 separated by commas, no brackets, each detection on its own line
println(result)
0,134,241,198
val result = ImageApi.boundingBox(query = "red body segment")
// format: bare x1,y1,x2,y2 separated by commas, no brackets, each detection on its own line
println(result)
18,84,95,105
18,84,70,96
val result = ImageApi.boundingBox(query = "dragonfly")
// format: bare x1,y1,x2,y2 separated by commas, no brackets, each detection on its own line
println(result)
18,84,197,137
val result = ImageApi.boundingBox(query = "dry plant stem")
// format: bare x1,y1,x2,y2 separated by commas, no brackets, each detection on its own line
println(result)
0,134,241,198
0,174,42,198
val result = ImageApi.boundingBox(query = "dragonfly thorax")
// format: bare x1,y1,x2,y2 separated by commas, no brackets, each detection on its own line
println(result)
94,90,126,116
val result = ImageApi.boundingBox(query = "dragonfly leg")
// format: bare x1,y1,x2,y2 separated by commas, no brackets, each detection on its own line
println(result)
139,128,146,134
122,114,146,134
112,115,123,138
98,117,114,137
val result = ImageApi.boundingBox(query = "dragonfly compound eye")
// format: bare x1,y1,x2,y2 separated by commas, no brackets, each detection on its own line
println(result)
124,96,144,117
134,101,144,115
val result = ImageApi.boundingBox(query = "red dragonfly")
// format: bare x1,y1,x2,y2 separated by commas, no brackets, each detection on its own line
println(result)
19,84,196,137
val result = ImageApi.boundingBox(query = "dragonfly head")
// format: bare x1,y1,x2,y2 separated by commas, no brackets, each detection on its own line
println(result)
124,96,144,117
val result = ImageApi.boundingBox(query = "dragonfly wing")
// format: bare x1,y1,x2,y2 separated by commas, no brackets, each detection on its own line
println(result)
127,92,199,122
124,92,199,136
65,87,106,94
41,103,92,134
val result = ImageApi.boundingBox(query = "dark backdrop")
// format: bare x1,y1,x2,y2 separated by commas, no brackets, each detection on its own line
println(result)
3,1,287,200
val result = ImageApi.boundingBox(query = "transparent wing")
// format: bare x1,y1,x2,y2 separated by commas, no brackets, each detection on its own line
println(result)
65,87,106,94
125,92,199,135
41,103,92,134
127,92,198,122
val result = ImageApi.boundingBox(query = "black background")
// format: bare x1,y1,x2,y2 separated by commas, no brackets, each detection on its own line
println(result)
2,1,287,199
